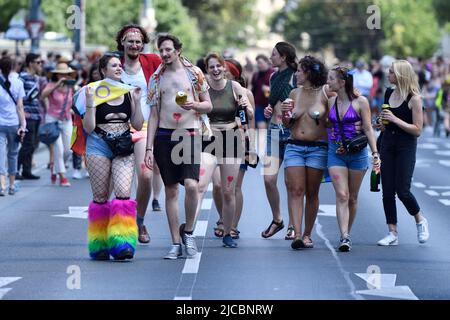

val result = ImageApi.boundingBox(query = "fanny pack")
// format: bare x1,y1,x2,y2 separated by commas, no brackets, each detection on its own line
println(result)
95,127,134,157
335,96,367,153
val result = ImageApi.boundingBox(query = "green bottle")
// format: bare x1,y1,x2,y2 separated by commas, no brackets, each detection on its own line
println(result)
370,169,380,192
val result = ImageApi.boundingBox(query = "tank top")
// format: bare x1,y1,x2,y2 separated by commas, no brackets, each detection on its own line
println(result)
208,80,237,125
384,88,413,135
96,93,132,124
327,98,361,142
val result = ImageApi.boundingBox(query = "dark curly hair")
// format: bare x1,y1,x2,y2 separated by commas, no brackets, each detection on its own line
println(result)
298,55,328,88
116,24,150,52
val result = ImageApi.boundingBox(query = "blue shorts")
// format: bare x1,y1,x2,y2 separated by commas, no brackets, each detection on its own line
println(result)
327,141,369,171
284,140,328,170
266,123,290,160
86,132,114,160
255,105,270,124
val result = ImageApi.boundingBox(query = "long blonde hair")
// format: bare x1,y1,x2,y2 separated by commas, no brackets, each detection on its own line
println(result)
392,60,421,101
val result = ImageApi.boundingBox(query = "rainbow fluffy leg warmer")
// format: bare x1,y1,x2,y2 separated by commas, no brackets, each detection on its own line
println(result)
87,201,110,260
107,199,138,260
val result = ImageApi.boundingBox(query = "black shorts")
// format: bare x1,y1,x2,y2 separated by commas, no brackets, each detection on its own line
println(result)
154,128,201,186
201,128,244,159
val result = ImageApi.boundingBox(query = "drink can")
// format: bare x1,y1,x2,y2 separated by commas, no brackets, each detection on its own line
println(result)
381,104,390,125
175,91,187,105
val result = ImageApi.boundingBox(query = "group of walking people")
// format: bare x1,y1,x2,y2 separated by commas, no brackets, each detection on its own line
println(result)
60,25,430,261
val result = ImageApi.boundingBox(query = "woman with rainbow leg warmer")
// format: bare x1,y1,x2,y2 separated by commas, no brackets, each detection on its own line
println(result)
82,54,144,260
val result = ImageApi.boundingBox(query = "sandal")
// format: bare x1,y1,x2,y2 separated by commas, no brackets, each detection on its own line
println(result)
285,225,295,240
230,228,240,239
302,235,314,248
213,221,224,238
261,220,284,238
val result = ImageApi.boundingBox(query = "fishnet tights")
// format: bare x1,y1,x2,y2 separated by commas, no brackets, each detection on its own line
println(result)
86,154,135,203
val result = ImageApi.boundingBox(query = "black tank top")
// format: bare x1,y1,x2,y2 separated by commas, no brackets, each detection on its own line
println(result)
96,93,132,124
384,88,413,135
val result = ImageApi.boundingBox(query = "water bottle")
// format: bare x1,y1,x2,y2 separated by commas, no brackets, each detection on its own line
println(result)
237,95,248,125
370,169,380,192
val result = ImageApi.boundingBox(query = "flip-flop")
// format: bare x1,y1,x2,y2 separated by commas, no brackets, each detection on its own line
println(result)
285,225,295,240
230,228,240,239
261,220,284,238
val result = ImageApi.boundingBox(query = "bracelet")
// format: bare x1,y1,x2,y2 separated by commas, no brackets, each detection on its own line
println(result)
372,151,379,156
146,148,153,152
86,105,96,109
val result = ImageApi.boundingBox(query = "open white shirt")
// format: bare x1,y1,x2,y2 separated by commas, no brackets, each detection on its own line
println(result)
0,74,25,126
121,67,150,121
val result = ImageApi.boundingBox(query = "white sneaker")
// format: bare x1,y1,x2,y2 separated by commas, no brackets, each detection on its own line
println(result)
417,218,430,244
164,244,182,260
183,233,198,258
72,169,83,180
377,232,398,246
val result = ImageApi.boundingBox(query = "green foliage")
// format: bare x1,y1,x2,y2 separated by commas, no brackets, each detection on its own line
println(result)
274,0,441,59
432,0,450,26
181,0,258,54
0,0,28,31
376,0,440,58
154,0,202,61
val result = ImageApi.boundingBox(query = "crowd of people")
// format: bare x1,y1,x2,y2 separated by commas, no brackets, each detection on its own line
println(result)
2,23,448,261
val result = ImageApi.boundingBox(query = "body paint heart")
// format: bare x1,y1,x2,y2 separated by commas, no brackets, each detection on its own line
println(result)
227,176,234,187
173,112,182,121
200,168,206,176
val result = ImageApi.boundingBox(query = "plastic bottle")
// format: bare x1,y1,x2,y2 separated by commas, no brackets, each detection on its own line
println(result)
370,169,380,192
237,95,248,125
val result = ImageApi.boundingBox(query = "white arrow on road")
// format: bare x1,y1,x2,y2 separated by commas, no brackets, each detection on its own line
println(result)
435,150,450,156
53,207,88,219
0,277,21,299
318,205,336,217
439,160,450,167
355,273,418,300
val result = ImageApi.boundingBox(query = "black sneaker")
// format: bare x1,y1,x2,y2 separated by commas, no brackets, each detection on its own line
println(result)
152,199,162,211
338,237,352,252
15,174,23,180
22,173,40,180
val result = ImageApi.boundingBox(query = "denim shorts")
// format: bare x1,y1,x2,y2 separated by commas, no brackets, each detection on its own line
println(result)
266,123,290,160
284,140,328,170
255,105,270,124
327,141,369,171
86,132,114,160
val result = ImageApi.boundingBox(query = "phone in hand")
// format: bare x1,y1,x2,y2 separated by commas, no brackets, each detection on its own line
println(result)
63,79,76,86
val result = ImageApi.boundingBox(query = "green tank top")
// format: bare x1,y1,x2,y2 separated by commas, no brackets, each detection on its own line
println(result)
208,80,237,124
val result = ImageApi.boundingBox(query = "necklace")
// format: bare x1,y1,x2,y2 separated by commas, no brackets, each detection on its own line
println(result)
303,86,321,91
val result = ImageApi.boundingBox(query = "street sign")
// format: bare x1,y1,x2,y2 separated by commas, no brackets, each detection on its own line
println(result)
26,20,45,39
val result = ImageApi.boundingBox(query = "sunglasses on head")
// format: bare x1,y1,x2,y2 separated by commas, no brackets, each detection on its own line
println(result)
104,52,121,58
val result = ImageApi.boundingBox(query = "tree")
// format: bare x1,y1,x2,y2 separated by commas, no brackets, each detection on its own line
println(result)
154,0,202,61
376,0,440,58
432,0,450,26
274,0,440,59
181,0,258,54
272,0,380,59
0,0,28,31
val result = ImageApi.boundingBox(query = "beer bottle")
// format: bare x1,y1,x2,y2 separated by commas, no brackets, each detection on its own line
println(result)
237,95,248,125
370,169,380,192
381,104,390,125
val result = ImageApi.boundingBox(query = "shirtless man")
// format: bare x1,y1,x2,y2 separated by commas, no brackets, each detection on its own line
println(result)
145,34,212,259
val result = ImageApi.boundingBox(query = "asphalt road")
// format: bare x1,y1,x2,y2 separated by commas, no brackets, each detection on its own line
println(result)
1,127,449,300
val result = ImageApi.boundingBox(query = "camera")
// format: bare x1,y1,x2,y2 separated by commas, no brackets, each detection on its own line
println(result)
63,79,76,86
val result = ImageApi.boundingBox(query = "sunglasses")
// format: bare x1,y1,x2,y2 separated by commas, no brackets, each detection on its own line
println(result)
104,52,121,58
33,60,43,65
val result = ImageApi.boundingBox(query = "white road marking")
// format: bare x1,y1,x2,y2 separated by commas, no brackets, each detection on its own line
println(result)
318,205,336,217
356,286,419,300
182,253,203,274
0,277,21,300
207,183,213,192
418,143,438,150
441,191,450,197
430,186,450,190
174,296,192,300
201,199,213,210
315,219,362,300
439,199,450,206
435,150,450,156
424,190,440,197
412,182,426,188
53,207,88,219
193,220,208,237
355,273,397,288
439,160,450,167
445,143,450,149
